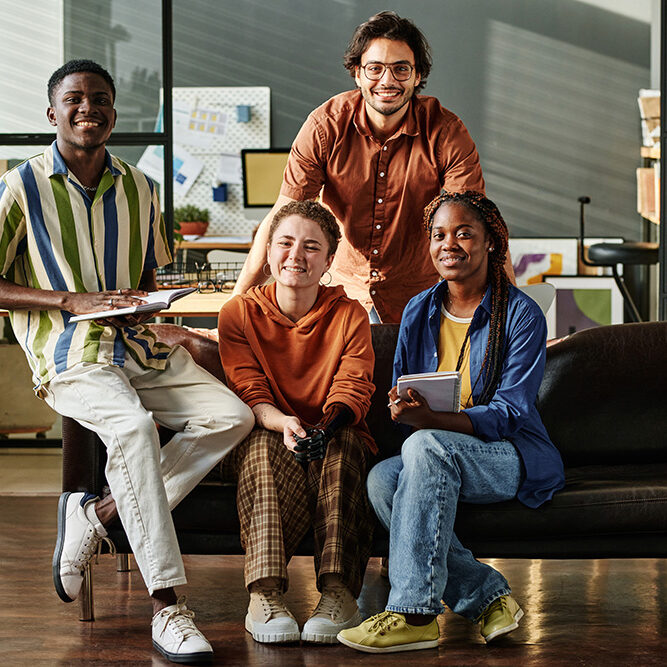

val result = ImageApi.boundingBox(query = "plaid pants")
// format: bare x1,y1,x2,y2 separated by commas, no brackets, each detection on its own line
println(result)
222,425,374,597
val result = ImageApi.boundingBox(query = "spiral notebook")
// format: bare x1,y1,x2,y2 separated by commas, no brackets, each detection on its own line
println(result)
396,371,461,413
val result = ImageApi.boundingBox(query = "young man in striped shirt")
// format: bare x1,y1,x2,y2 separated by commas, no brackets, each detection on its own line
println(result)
0,60,254,664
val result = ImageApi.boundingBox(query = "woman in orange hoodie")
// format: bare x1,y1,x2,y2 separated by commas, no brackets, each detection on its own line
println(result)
218,200,376,645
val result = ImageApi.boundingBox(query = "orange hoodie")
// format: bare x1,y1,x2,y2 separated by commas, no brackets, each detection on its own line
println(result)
218,283,376,452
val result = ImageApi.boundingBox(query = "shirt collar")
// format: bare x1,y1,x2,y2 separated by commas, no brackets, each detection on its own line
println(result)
428,280,493,320
47,140,124,178
352,92,421,140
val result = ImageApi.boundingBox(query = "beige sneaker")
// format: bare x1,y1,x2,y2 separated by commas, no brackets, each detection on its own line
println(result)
301,582,363,643
245,580,300,643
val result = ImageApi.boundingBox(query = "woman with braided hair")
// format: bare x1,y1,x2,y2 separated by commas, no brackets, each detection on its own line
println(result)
338,190,564,654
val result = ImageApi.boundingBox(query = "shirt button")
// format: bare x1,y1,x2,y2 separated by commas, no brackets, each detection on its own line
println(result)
371,290,376,295
383,146,387,151
379,171,385,177
371,270,378,277
377,198,383,204
376,224,381,230
373,249,379,255
434,352,437,357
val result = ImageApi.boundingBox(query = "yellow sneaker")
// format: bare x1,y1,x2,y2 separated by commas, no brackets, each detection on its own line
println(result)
479,595,524,643
337,611,439,653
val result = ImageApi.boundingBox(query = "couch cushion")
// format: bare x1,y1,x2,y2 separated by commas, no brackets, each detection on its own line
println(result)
537,322,667,467
455,463,667,543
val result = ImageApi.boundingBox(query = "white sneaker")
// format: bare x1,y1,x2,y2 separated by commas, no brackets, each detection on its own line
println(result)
245,586,300,643
52,491,111,602
152,596,213,663
301,584,363,643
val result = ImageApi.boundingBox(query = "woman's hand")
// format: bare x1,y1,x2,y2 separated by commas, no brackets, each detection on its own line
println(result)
387,385,475,435
387,386,436,429
282,416,307,451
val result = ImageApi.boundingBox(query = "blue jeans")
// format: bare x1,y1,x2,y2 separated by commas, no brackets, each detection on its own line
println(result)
368,429,522,618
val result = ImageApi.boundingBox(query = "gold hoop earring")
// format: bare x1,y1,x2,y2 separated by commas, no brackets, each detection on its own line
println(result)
320,271,332,286
262,263,272,277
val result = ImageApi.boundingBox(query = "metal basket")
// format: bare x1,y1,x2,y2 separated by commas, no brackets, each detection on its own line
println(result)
157,261,244,292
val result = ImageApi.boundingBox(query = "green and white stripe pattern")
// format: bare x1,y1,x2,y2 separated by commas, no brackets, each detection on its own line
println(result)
0,142,173,388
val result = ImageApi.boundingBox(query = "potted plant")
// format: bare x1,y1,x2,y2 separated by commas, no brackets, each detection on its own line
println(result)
174,205,210,236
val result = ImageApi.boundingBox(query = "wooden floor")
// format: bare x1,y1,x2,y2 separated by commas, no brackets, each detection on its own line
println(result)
2,496,667,666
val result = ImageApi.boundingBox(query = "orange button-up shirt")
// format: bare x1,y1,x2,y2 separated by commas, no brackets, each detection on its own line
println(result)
281,90,485,323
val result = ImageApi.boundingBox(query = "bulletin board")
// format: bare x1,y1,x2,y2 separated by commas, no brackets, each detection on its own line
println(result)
164,86,270,236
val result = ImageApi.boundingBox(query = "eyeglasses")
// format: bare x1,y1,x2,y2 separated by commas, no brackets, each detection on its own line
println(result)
359,62,415,82
197,280,236,293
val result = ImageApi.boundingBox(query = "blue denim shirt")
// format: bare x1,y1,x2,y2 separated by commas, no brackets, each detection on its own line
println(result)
393,280,565,508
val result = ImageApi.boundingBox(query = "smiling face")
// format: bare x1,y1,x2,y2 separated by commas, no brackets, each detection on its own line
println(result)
47,72,116,152
354,38,421,120
429,202,492,285
267,214,334,292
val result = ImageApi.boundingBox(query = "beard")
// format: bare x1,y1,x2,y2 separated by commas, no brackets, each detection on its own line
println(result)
359,85,413,117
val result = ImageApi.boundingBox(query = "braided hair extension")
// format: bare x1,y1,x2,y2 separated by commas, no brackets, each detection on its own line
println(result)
423,190,510,405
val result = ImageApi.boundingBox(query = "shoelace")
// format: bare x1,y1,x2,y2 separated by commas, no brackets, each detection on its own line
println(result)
158,597,200,639
313,586,346,619
73,528,115,569
479,596,506,623
257,588,290,618
368,611,402,635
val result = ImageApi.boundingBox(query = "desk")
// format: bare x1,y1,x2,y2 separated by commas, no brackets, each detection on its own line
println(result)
0,292,233,320
159,291,233,318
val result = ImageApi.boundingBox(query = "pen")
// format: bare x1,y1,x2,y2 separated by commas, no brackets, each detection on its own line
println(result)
387,397,402,408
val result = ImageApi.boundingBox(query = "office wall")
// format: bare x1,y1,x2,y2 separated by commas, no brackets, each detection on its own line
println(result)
0,0,64,136
173,0,650,240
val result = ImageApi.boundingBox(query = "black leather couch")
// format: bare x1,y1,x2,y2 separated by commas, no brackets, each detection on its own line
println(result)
62,321,667,616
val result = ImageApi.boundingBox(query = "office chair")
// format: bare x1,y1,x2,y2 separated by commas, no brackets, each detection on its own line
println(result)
578,196,658,322
518,283,556,315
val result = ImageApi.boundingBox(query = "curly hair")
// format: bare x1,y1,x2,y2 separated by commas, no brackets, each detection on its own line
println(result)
269,200,341,255
423,190,510,405
343,11,432,93
48,60,116,105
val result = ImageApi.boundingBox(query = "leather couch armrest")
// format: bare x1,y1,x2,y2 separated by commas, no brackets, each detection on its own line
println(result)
150,323,224,382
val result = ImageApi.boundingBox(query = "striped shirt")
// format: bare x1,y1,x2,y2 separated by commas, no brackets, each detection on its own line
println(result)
0,141,173,387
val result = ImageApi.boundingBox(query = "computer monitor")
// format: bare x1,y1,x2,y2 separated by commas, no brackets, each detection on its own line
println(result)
241,148,290,208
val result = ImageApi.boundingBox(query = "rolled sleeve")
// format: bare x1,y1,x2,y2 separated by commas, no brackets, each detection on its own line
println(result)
280,114,326,201
439,117,485,194
145,184,172,270
0,181,26,275
465,310,547,442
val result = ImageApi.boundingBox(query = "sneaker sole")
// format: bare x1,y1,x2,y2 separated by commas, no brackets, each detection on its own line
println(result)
152,640,213,664
301,609,363,643
245,613,300,643
53,492,75,603
337,633,439,654
484,608,524,643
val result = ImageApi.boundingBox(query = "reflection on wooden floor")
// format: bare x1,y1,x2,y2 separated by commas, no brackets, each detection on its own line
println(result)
2,496,667,666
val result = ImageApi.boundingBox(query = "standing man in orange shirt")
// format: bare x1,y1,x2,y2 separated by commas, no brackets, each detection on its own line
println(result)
235,11,508,323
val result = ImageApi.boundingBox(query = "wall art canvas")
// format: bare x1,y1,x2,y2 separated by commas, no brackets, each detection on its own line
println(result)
542,276,624,339
509,238,578,285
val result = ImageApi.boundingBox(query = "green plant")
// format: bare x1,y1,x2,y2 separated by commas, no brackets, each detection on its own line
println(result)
173,205,209,223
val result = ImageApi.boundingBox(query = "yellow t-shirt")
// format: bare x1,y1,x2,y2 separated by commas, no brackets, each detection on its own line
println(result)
437,306,474,409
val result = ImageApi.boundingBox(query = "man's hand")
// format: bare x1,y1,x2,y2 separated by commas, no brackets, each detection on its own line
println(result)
387,386,435,429
62,288,149,329
282,415,307,451
64,288,148,316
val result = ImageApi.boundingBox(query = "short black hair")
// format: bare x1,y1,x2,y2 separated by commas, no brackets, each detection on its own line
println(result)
47,60,116,105
343,11,432,92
